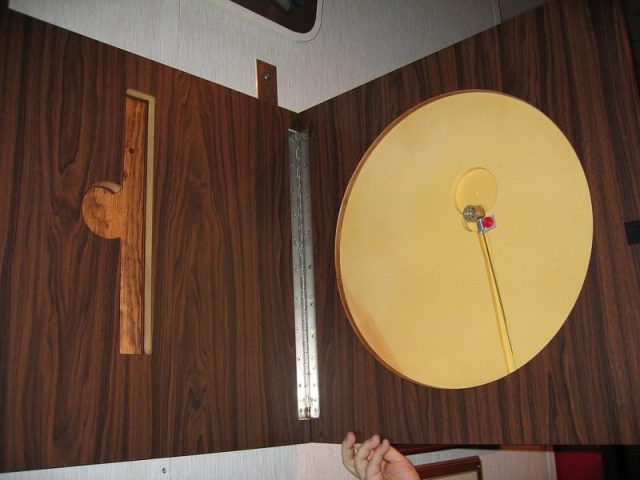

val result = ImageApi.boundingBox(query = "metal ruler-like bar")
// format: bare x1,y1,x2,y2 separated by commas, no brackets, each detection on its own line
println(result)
288,129,319,420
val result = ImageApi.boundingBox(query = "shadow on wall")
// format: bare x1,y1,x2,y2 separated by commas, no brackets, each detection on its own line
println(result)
498,0,549,20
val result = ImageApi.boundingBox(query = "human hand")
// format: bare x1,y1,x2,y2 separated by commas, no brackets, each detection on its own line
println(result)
341,432,420,480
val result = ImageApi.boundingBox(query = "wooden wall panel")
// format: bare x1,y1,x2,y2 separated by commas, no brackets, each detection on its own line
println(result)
0,7,307,473
300,0,640,445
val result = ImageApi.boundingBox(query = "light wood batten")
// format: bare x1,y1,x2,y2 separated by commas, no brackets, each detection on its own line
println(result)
82,90,155,355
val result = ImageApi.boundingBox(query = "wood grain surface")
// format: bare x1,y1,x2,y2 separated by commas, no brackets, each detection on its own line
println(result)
82,94,152,354
299,0,640,445
256,59,278,106
0,5,306,473
414,456,482,479
3,0,640,473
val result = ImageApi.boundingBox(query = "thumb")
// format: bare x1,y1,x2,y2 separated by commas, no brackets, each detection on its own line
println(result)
383,445,408,464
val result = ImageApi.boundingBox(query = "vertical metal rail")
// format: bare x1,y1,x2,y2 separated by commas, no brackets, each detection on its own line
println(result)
288,129,320,420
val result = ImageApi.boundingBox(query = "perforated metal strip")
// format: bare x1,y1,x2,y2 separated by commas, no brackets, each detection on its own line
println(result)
288,129,320,420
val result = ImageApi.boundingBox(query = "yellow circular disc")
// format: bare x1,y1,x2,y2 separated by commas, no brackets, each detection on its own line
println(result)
335,90,593,389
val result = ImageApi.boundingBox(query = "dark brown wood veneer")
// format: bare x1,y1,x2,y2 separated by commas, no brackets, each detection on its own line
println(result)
298,0,640,445
2,0,640,474
0,5,307,472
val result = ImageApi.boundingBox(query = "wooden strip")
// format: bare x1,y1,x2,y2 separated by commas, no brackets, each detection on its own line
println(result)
414,456,482,479
478,232,515,374
82,92,154,355
396,445,454,455
127,89,155,355
257,59,278,105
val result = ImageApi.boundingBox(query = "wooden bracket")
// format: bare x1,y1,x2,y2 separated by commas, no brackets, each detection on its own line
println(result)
82,90,155,354
257,59,278,105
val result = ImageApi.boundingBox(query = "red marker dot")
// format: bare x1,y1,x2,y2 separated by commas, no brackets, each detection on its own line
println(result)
482,216,495,229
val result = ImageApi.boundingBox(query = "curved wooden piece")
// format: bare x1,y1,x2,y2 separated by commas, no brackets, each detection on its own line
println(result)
82,91,155,355
82,181,124,239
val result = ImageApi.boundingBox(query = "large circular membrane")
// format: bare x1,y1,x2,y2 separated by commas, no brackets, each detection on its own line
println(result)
335,91,593,389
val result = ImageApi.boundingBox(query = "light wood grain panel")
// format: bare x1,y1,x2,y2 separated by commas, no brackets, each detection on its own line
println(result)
82,94,154,354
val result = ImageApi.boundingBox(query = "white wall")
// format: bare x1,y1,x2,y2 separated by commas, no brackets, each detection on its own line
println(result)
8,1,550,112
0,443,556,480
8,0,511,112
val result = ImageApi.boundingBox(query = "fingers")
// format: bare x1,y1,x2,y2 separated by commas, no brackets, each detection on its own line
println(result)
354,434,380,479
342,432,358,477
344,432,401,480
365,438,390,478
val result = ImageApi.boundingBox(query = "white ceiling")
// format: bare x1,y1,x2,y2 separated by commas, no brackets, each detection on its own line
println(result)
10,0,546,112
